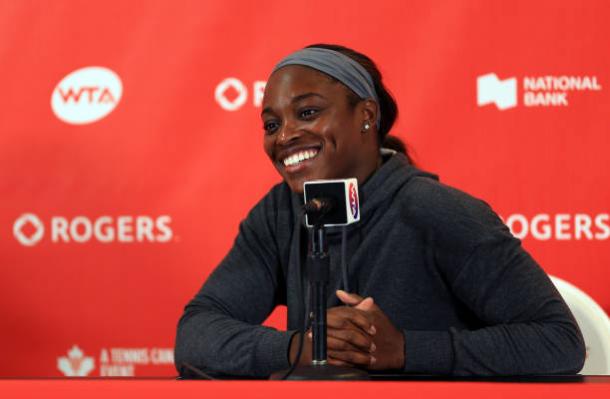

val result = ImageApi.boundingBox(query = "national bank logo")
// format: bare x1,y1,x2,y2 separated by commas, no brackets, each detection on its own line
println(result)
477,74,518,110
57,345,95,377
477,72,602,110
13,213,173,246
51,66,123,124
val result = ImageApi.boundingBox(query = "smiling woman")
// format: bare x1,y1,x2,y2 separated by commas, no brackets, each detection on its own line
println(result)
175,44,585,378
261,45,405,194
262,64,380,194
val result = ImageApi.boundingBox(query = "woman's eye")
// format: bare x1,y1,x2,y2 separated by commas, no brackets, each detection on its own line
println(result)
299,108,319,119
263,121,280,134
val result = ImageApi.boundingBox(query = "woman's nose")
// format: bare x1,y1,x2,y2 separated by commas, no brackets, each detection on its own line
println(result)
277,121,302,145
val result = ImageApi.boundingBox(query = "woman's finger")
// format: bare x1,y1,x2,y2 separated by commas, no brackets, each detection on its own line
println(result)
327,328,375,352
336,290,364,305
327,307,376,335
327,355,353,368
328,349,376,367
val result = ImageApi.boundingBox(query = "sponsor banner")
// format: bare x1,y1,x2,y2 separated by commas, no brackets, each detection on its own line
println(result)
477,73,602,110
214,78,266,111
57,346,174,377
12,214,173,246
504,213,610,241
57,346,95,377
51,67,122,124
1,0,609,378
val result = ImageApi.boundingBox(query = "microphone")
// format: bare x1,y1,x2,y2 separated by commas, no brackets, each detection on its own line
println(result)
277,178,368,381
303,178,360,227
303,198,335,216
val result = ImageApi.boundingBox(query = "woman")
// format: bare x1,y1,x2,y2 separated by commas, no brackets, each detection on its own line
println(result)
175,44,585,377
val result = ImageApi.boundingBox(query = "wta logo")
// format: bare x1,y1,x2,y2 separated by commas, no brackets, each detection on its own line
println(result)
51,66,123,125
349,182,359,219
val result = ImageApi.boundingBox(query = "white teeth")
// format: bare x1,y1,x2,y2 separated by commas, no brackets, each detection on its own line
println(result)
282,149,319,167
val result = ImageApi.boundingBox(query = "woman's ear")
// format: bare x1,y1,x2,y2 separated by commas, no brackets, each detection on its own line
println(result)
360,99,378,131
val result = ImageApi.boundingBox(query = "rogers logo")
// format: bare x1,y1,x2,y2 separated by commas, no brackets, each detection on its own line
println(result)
504,213,610,241
51,66,122,125
214,78,266,111
13,213,45,246
13,214,173,246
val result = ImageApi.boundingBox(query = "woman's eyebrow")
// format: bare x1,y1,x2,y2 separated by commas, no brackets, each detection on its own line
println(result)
261,93,325,116
292,92,325,103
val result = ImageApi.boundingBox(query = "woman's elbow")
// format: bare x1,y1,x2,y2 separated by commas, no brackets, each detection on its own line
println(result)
564,332,586,374
555,323,586,374
174,325,192,375
174,316,209,375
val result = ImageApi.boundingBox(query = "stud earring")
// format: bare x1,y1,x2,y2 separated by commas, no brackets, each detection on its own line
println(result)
362,122,371,132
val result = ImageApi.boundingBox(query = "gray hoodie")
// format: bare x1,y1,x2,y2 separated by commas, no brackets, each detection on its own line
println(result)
175,153,585,377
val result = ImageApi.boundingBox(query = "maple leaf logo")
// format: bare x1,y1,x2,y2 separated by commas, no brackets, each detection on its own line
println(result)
57,345,95,376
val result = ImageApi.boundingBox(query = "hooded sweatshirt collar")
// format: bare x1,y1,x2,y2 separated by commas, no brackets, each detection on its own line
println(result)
290,152,438,233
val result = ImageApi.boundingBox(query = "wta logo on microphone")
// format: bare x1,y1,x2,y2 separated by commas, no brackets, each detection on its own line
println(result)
349,182,359,219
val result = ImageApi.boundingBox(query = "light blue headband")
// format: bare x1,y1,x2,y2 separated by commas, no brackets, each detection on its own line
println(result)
272,47,381,128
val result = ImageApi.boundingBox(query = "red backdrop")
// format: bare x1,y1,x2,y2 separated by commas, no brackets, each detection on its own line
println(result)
1,0,608,377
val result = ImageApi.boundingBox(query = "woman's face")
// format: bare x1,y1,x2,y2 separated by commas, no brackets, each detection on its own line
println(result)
262,65,378,194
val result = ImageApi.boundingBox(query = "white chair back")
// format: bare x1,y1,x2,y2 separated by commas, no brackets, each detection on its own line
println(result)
550,275,610,375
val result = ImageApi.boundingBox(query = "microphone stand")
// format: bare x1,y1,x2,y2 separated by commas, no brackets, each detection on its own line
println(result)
272,223,368,380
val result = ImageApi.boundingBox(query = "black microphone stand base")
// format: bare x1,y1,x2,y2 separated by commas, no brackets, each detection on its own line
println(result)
270,364,369,380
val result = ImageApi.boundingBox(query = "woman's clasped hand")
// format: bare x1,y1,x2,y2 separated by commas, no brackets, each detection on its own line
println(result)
289,290,405,370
